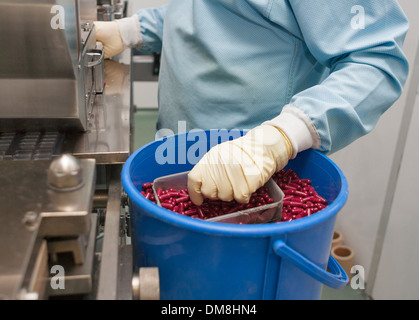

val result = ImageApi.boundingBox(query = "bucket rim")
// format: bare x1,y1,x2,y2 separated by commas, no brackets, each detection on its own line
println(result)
122,132,349,238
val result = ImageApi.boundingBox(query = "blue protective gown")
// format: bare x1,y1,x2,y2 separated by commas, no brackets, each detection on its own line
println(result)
135,0,409,154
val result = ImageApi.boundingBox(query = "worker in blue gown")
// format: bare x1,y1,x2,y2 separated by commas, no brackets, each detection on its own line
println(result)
95,0,409,206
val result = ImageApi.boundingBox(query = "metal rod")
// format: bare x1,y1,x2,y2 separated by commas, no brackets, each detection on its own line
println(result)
96,165,123,300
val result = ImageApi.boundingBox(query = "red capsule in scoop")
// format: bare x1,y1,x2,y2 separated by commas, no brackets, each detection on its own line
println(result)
175,196,190,204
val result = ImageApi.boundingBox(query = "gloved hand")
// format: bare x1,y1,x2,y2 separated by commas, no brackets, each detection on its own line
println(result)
95,15,142,59
104,60,129,95
95,21,125,59
188,125,294,206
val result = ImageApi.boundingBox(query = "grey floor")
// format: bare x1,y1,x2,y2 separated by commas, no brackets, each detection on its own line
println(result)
133,109,368,301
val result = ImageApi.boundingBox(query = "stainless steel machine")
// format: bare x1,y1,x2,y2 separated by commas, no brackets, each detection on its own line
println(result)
0,0,103,132
97,0,127,21
0,0,158,300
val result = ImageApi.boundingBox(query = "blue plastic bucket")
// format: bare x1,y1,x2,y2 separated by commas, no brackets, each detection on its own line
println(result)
122,130,349,300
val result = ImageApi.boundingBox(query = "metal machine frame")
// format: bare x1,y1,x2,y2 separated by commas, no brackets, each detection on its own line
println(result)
0,0,158,300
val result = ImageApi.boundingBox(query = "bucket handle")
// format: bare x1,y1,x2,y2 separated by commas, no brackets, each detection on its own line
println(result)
273,240,349,289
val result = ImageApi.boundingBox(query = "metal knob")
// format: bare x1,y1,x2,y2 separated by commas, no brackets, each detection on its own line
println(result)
132,268,160,300
47,154,83,191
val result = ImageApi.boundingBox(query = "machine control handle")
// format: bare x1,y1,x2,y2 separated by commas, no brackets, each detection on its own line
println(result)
85,49,104,69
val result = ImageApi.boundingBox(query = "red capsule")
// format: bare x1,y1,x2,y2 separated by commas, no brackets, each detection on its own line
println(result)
197,208,205,219
175,196,190,204
257,197,266,204
178,202,184,214
284,201,304,208
290,183,301,190
142,183,154,190
296,213,306,220
184,209,198,216
258,188,267,195
159,193,172,201
294,190,308,197
292,197,303,202
284,185,297,191
291,207,304,214
167,191,180,198
315,195,327,204
161,203,174,210
303,202,314,209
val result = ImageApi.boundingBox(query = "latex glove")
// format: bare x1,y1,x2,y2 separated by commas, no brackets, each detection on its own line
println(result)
95,15,142,59
188,125,293,205
104,60,129,95
95,21,124,59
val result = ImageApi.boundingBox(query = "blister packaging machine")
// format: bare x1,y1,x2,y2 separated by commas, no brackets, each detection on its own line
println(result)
0,0,158,300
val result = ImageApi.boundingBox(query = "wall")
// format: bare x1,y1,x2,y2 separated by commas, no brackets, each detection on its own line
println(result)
330,0,419,299
371,60,419,300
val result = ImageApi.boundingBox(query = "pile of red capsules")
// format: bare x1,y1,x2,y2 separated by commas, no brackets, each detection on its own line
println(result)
140,168,328,223
272,168,328,222
140,183,275,221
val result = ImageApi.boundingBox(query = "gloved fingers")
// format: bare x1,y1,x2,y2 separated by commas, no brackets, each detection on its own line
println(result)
218,144,254,204
200,172,219,201
103,43,124,59
188,168,204,206
197,148,227,201
213,165,235,202
225,164,252,204
201,152,235,202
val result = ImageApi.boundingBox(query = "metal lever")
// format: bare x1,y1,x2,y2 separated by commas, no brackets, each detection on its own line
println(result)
85,49,104,69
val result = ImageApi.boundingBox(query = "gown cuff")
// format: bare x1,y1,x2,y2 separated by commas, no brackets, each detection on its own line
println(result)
263,105,321,158
116,14,143,49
